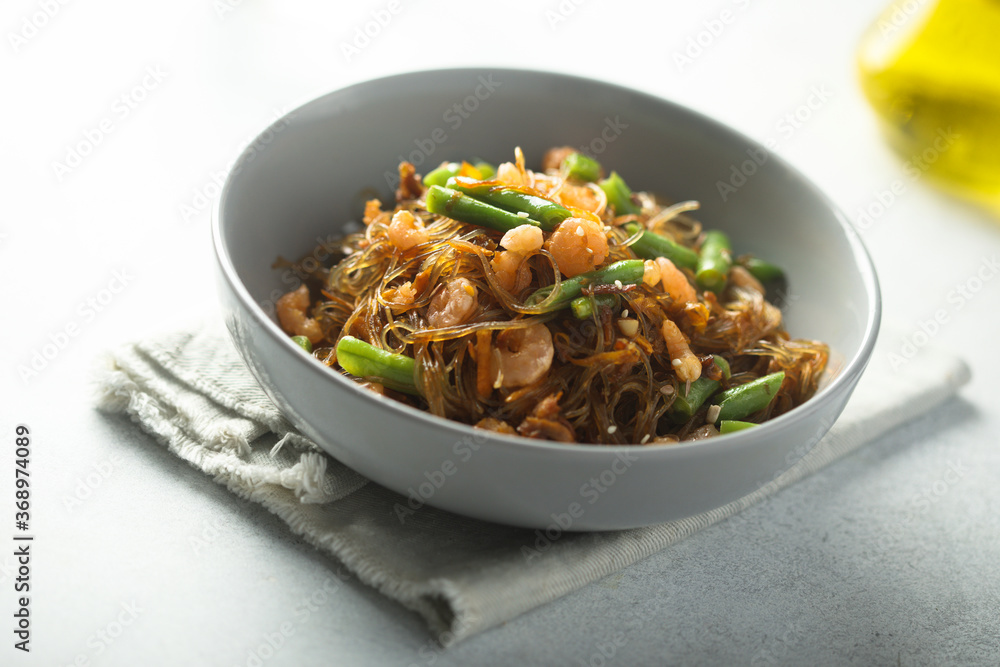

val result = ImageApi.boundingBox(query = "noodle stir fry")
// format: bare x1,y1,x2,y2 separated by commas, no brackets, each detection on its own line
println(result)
273,147,828,445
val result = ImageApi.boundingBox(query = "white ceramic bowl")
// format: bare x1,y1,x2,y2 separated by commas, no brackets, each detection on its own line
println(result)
213,68,880,530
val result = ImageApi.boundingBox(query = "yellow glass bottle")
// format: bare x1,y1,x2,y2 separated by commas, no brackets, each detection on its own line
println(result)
858,0,1000,210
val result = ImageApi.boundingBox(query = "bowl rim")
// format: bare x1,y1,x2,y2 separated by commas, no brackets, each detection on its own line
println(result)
212,66,882,459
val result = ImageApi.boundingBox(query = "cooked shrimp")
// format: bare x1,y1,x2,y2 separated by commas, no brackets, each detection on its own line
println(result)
517,412,575,442
555,182,603,214
382,281,417,306
661,318,701,383
387,209,428,251
474,417,517,435
491,250,532,292
426,278,478,328
500,224,544,254
728,265,765,295
492,225,543,292
496,161,526,187
495,147,530,187
541,146,575,173
492,323,554,388
543,217,609,277
656,257,698,306
276,284,323,344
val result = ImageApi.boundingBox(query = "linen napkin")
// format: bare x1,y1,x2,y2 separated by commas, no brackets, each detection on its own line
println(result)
95,323,970,645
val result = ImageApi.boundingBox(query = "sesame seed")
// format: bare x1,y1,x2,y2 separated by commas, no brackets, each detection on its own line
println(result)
660,384,674,395
707,405,721,423
640,434,651,444
614,280,623,289
671,359,682,367
575,226,586,237
622,309,629,318
517,211,529,218
607,425,618,434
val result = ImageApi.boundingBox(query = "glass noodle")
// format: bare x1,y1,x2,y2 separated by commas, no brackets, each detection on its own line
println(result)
273,147,828,445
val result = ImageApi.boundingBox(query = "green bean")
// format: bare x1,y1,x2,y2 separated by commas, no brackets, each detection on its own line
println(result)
719,420,758,434
335,336,419,395
712,355,732,381
669,356,730,421
570,293,618,320
423,162,462,188
563,152,602,182
670,378,719,422
598,171,640,216
624,223,699,270
473,161,496,179
425,185,544,234
696,230,732,293
290,336,312,353
425,161,497,187
715,371,785,422
525,259,645,311
446,176,571,231
743,256,784,283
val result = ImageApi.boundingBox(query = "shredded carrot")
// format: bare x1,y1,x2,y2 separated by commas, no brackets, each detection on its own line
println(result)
475,329,493,398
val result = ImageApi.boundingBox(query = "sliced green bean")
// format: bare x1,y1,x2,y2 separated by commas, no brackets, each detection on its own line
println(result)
669,356,729,421
446,176,571,231
742,256,784,283
670,378,720,422
599,171,640,216
290,336,313,353
715,371,785,422
425,161,497,187
423,162,462,188
425,185,544,234
720,420,758,434
624,223,699,270
335,336,419,395
712,355,731,381
473,161,496,179
525,260,645,311
696,230,732,293
563,153,602,182
570,293,618,320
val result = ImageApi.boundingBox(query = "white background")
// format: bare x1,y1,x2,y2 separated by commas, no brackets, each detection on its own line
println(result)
3,0,999,664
